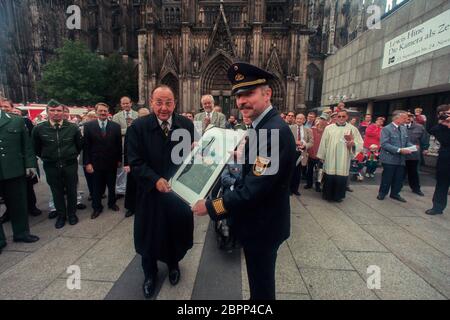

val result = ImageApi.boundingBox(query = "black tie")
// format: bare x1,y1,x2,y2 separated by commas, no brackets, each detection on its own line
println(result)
161,121,169,137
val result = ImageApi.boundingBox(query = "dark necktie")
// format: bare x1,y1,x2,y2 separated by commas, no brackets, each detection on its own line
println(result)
161,121,169,137
101,121,106,136
54,122,60,130
297,126,301,141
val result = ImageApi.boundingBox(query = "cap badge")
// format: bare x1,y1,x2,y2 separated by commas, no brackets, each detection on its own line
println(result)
235,73,244,81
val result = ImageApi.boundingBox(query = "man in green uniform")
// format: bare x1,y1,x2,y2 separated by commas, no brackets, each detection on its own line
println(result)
0,107,40,254
32,100,83,229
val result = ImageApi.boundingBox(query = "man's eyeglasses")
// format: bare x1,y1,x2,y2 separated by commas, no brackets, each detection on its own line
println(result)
153,100,175,107
337,116,347,118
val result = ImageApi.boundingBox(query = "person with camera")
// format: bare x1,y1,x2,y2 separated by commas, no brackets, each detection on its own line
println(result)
426,105,450,215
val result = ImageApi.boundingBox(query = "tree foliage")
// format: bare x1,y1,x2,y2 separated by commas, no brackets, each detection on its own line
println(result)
38,40,138,107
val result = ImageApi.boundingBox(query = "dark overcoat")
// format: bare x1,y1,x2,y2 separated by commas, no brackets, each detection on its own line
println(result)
126,113,195,262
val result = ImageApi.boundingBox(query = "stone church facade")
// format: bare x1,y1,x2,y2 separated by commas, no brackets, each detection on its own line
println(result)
0,0,396,115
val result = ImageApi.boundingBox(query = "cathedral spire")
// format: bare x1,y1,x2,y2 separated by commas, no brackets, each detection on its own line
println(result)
205,3,236,58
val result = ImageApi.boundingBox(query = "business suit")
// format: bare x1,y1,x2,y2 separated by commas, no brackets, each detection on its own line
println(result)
289,124,313,194
378,123,413,198
0,111,38,250
405,122,429,194
83,120,122,213
194,111,226,131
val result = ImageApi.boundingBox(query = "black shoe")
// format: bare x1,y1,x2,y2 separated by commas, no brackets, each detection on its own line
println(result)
125,210,134,218
116,194,124,200
413,190,425,197
91,210,101,219
48,210,58,219
68,214,79,226
55,217,66,229
108,204,120,212
29,207,42,217
346,187,354,192
304,185,312,190
291,191,301,196
335,199,343,203
425,209,443,215
13,234,39,243
390,195,407,203
76,203,87,210
168,267,180,286
0,212,10,224
377,194,385,200
143,276,156,299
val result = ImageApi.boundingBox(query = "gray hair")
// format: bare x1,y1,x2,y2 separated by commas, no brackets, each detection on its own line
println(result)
201,95,215,104
392,110,407,120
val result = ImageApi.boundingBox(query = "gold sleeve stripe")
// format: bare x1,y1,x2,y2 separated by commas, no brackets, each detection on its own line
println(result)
232,79,267,91
212,198,227,216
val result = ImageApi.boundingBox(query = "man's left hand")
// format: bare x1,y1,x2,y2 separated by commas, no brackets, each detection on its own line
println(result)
192,200,208,216
26,168,37,178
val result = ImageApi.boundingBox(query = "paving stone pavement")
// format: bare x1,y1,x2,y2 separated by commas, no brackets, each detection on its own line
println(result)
0,168,448,300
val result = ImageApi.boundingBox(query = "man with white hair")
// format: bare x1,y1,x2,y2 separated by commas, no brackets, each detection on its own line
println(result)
194,95,226,132
377,110,415,203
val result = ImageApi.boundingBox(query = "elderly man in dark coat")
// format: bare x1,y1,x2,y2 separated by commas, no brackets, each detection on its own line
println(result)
126,85,195,299
405,112,429,196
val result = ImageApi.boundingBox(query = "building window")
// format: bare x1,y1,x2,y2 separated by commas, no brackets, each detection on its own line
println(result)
266,5,284,23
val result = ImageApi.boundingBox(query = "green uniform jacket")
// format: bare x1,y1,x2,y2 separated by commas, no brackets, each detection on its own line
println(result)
32,120,83,164
0,111,37,180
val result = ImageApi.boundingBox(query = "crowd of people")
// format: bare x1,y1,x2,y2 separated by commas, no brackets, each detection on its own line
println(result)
0,61,449,300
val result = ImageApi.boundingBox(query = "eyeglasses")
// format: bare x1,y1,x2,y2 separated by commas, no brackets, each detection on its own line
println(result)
337,116,347,118
153,100,175,107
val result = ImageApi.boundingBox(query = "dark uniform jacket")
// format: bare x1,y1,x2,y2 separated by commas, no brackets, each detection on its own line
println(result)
83,120,122,171
0,111,37,180
405,122,429,161
206,108,297,249
127,113,195,262
32,120,83,165
430,124,450,175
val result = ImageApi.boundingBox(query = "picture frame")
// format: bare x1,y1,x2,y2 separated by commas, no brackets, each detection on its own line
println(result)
170,127,247,206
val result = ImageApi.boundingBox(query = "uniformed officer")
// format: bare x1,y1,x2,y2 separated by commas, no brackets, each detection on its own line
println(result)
0,108,39,254
32,100,83,229
192,62,297,300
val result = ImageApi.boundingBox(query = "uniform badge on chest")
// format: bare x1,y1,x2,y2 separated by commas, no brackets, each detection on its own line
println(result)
253,156,270,176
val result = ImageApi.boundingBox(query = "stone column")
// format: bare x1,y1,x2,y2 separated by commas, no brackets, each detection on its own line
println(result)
137,31,147,106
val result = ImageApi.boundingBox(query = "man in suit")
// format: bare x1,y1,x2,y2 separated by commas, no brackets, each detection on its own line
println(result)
289,113,313,196
193,62,297,300
0,108,39,254
127,86,195,298
83,103,122,219
194,95,226,132
377,110,414,203
112,96,138,198
405,112,429,197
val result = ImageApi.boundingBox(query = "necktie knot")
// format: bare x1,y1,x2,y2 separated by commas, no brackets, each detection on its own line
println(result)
161,121,169,136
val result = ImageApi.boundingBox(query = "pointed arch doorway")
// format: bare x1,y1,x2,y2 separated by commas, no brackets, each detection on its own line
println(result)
201,52,235,118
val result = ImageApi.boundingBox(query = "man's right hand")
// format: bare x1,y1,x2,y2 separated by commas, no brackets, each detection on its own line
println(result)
400,149,413,155
156,178,171,193
85,164,94,174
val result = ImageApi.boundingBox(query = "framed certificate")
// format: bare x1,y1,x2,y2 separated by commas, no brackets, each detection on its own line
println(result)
170,127,247,206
